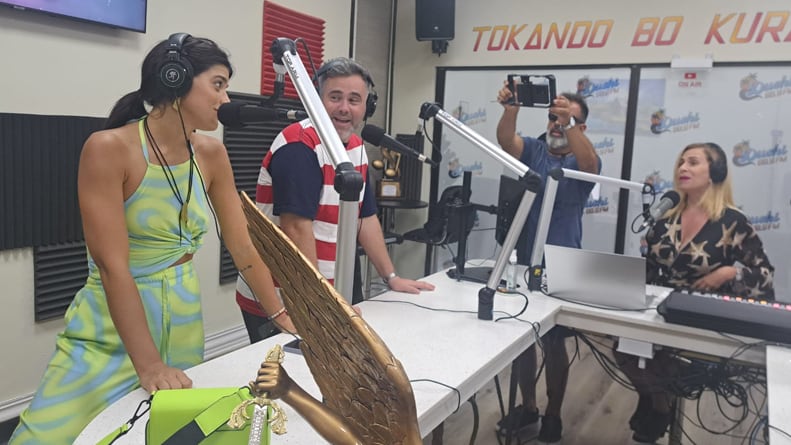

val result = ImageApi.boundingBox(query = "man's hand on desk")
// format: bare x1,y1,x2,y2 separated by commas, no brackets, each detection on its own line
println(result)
387,276,435,294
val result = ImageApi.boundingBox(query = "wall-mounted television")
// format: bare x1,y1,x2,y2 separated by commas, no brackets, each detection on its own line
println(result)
0,0,147,33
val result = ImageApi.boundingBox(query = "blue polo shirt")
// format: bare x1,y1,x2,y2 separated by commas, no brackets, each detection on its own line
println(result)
515,135,601,265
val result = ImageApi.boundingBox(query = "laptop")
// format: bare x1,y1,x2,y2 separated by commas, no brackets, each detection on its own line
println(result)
543,244,649,310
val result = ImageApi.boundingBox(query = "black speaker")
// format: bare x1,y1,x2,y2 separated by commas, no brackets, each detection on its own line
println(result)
415,0,455,41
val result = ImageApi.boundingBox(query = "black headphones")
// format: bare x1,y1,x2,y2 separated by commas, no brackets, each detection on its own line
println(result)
705,142,728,184
159,33,194,98
314,59,378,120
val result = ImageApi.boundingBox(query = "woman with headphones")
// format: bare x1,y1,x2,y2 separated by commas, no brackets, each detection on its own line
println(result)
618,142,774,443
10,34,294,444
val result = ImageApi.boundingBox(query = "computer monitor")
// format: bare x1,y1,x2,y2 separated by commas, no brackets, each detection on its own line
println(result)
495,174,529,246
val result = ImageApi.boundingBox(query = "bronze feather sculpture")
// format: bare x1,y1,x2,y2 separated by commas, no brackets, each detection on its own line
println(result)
240,192,422,445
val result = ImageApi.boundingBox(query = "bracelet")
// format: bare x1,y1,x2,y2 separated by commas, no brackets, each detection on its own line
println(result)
383,271,398,286
267,307,287,321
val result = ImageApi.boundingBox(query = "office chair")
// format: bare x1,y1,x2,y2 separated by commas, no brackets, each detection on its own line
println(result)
402,185,476,276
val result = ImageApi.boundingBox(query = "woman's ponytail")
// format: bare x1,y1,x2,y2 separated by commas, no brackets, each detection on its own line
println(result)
105,90,146,129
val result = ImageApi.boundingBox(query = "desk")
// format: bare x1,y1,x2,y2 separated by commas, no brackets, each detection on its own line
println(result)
77,268,561,444
77,264,791,444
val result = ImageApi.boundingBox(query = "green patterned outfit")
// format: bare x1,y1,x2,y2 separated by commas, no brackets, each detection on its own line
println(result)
11,119,210,444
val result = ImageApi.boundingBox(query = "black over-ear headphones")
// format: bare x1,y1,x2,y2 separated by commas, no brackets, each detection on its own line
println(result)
314,59,378,120
159,33,194,98
705,142,728,184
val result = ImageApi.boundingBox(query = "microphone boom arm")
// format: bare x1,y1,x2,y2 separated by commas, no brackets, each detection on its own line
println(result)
420,102,541,320
271,38,362,303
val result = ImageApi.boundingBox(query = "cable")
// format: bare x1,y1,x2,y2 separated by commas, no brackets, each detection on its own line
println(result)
410,378,462,413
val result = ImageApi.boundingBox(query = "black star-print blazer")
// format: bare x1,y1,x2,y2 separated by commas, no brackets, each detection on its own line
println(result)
645,208,775,300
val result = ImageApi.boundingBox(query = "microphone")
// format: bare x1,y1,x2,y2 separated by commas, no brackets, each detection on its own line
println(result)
361,124,438,167
638,190,680,232
218,102,308,128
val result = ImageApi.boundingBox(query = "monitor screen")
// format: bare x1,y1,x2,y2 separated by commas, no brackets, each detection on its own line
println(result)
1,0,147,33
495,174,528,246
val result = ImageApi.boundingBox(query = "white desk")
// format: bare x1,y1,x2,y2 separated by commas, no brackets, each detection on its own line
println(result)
767,345,791,444
77,269,562,444
77,266,791,444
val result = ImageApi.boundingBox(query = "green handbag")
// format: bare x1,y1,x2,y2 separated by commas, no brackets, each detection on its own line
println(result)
98,386,272,445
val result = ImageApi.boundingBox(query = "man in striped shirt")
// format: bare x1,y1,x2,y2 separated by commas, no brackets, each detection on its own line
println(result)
236,57,434,343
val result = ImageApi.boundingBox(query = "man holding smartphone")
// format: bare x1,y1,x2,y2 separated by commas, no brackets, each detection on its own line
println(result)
494,81,601,443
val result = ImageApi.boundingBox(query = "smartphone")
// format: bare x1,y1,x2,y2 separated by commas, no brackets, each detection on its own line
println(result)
507,74,557,108
283,338,302,355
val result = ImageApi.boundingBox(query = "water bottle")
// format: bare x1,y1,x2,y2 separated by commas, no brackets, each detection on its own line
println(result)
506,249,518,291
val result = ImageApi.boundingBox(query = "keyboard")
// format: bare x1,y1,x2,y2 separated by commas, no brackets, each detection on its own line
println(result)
657,290,791,344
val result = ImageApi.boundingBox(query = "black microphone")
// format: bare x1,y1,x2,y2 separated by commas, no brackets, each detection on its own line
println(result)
218,102,308,128
361,124,438,167
638,190,680,232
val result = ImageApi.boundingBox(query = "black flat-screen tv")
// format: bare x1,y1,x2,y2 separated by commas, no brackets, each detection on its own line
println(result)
1,0,147,33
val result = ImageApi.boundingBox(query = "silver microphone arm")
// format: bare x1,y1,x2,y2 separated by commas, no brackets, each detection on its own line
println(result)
271,38,361,303
419,102,542,320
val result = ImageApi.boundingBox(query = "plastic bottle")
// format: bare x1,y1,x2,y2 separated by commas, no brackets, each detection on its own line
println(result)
506,249,518,291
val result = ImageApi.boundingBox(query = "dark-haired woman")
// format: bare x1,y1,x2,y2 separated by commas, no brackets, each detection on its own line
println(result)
618,142,774,443
10,34,294,444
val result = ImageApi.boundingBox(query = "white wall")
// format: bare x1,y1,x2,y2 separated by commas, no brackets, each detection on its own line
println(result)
0,0,352,418
388,0,791,279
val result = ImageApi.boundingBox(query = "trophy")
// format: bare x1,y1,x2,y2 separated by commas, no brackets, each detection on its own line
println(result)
373,149,402,198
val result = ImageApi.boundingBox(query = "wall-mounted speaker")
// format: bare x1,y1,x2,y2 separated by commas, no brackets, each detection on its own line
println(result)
415,0,455,41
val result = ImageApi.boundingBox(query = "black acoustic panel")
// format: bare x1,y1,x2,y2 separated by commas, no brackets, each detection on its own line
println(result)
416,0,455,41
34,242,88,321
395,134,424,202
0,113,104,250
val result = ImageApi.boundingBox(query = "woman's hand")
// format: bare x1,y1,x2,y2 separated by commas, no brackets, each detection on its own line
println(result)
138,362,193,393
692,266,736,292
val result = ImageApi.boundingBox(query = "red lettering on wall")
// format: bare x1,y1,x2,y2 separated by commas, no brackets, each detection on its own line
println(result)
568,21,591,48
506,24,527,50
524,24,543,49
757,11,789,42
731,12,763,43
632,17,659,46
588,20,613,48
472,26,491,51
544,22,570,49
705,13,735,44
655,16,682,45
487,25,509,51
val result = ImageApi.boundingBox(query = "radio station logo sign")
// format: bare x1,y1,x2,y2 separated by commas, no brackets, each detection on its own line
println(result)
445,148,484,179
739,74,791,101
643,170,673,194
747,210,781,231
649,109,700,134
592,137,616,156
585,196,609,214
732,137,788,167
451,102,487,126
577,77,620,98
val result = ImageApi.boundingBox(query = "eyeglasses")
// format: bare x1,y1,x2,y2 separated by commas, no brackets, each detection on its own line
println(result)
548,112,584,124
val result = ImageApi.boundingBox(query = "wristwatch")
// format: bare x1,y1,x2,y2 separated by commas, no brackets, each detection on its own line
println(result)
383,272,398,285
562,116,577,131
